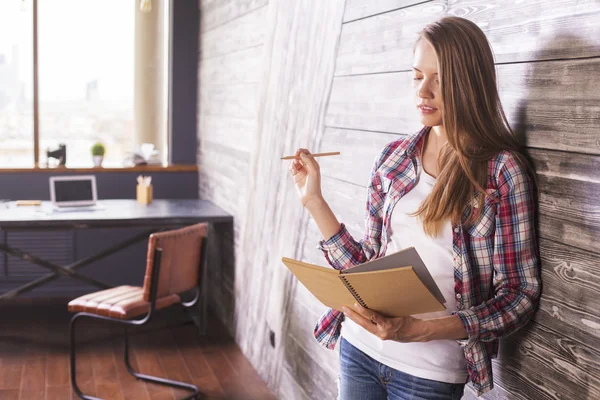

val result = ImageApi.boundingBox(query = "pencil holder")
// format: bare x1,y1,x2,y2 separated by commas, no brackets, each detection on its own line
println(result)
136,184,153,205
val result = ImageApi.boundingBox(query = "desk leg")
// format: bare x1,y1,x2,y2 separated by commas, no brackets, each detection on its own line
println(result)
186,238,209,336
201,248,208,335
0,229,153,300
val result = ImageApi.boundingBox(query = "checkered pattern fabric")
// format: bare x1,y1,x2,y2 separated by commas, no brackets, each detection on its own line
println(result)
313,126,541,396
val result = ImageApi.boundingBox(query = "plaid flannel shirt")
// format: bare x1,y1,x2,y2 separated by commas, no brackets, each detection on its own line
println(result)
314,126,541,396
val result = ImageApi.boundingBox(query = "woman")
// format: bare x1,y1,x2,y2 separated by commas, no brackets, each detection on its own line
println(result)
289,16,541,399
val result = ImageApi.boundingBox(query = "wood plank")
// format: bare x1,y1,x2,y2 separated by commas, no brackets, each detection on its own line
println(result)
18,355,45,400
336,1,446,75
538,175,600,226
45,348,69,388
111,337,151,400
492,321,600,399
132,332,176,400
199,140,250,179
0,352,23,391
449,0,600,63
534,238,600,347
318,127,403,186
318,131,600,194
92,341,124,400
198,169,246,221
152,329,195,400
320,176,369,237
281,336,338,400
225,1,347,392
200,346,237,393
45,386,73,400
278,368,311,400
200,0,268,33
0,390,19,400
199,82,260,119
170,325,225,399
219,341,277,400
287,295,340,376
198,114,256,154
530,148,600,183
498,58,600,155
461,383,514,400
198,142,249,216
532,149,600,253
73,344,97,398
200,44,263,85
539,210,599,255
200,6,267,60
341,0,600,74
343,0,434,22
326,72,421,134
199,170,240,216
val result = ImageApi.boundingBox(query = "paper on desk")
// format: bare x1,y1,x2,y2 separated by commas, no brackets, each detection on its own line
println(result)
137,175,152,186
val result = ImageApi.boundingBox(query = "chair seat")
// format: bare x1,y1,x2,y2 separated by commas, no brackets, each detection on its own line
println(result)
68,285,180,319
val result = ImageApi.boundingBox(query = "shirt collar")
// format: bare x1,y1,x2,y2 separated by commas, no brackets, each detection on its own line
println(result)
403,126,431,159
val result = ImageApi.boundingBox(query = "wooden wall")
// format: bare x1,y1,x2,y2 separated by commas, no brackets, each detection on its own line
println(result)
198,0,600,398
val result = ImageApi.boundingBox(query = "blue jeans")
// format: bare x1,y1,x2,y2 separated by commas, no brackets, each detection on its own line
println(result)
338,338,466,400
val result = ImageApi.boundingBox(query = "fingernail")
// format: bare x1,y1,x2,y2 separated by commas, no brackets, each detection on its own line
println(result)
353,303,359,309
342,306,348,313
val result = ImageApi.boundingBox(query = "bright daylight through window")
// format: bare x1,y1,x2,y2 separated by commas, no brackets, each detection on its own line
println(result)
0,0,169,168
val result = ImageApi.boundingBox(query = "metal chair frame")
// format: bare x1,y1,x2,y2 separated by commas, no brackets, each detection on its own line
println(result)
69,237,207,400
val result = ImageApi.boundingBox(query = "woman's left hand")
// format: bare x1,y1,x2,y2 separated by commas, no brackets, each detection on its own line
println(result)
342,303,425,342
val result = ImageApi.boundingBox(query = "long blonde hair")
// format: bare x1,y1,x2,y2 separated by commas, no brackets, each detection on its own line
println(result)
413,16,532,236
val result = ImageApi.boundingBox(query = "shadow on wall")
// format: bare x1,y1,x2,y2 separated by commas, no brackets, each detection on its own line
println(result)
205,221,237,334
495,33,600,400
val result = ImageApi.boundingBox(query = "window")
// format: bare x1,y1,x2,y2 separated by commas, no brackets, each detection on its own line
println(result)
0,0,170,168
0,0,34,167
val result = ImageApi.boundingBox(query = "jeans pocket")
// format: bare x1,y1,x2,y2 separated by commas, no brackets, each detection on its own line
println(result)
452,383,466,400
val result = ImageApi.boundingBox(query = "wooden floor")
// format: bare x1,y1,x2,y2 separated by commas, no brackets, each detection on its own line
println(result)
0,298,275,400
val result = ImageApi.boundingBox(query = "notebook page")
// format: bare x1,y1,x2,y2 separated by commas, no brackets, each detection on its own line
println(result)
282,257,358,313
343,266,445,317
342,247,445,304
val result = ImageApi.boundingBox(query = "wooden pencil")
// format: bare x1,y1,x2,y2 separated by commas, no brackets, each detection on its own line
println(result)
280,151,340,160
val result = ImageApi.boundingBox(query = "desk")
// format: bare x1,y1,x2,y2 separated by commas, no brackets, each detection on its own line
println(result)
0,199,233,333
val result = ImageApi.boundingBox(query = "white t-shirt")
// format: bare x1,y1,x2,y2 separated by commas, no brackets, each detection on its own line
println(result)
341,164,468,384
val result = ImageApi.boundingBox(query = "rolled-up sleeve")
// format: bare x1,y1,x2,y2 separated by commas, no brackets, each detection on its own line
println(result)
317,223,371,270
455,155,541,345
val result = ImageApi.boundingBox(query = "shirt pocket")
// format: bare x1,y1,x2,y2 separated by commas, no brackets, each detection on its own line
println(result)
466,196,497,238
369,174,393,218
372,174,392,194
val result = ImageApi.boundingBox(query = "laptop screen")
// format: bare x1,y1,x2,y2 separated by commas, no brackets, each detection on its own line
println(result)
54,179,94,202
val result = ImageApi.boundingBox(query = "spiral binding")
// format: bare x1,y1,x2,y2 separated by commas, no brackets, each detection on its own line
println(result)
340,276,368,308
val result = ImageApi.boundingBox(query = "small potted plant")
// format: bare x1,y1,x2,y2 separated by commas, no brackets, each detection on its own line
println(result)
91,142,106,167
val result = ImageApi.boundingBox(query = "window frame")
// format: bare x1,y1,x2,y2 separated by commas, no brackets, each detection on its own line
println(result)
12,0,180,172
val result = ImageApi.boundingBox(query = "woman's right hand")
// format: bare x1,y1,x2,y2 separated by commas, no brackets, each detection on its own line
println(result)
289,148,323,208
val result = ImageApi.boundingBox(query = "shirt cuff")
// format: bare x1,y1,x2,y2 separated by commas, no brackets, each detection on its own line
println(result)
317,223,351,252
453,309,480,348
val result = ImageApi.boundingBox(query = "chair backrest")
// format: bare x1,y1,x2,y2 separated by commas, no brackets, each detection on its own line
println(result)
142,222,209,302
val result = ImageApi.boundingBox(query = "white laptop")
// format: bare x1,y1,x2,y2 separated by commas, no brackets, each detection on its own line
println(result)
49,175,103,212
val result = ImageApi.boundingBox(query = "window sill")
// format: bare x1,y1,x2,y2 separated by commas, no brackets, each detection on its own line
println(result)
0,165,199,173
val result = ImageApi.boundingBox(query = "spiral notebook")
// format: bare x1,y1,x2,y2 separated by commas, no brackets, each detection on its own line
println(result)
282,247,446,317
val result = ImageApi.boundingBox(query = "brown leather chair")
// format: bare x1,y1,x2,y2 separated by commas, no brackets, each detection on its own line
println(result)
68,223,209,400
